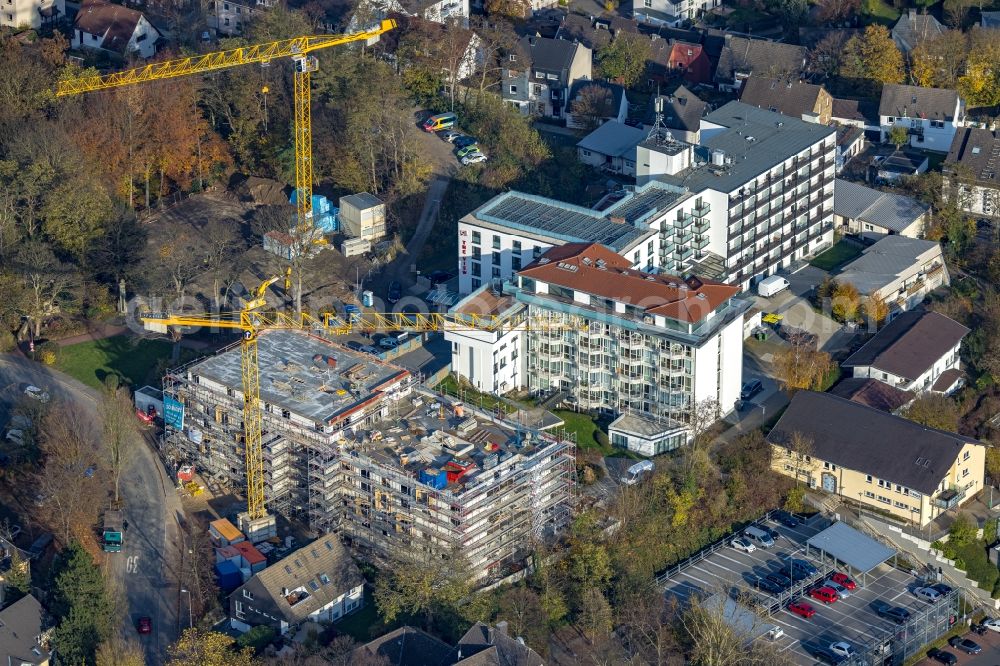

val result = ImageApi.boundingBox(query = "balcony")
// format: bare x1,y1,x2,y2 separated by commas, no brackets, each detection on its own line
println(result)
674,213,694,229
693,234,710,250
693,201,711,217
932,485,967,510
674,229,693,245
693,216,710,233
674,246,693,262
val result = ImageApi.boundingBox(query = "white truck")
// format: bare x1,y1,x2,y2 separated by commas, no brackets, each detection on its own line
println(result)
620,460,654,485
757,275,790,298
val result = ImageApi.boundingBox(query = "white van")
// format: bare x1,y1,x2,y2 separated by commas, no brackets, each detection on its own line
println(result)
757,275,790,298
620,460,654,485
743,525,775,548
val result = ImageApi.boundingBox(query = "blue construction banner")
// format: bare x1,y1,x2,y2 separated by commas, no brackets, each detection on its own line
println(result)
163,395,185,430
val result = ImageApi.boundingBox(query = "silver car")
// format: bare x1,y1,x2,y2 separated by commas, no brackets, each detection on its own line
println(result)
824,579,851,599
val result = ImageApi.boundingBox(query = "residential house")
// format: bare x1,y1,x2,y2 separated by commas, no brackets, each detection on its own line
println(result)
835,125,866,173
836,235,949,316
565,80,627,129
0,0,63,30
503,36,592,118
879,83,964,152
556,12,612,50
739,76,832,124
871,149,929,184
833,179,930,239
944,127,1000,218
0,595,49,666
454,621,545,665
714,35,808,92
666,41,712,84
72,0,159,58
891,9,945,53
831,98,874,130
576,120,646,175
768,391,984,527
353,626,454,666
209,0,275,36
827,377,914,414
842,310,968,395
609,411,691,456
654,85,706,143
377,14,482,84
229,534,364,635
633,0,719,26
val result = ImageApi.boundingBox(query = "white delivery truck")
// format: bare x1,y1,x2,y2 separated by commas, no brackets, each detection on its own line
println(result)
757,275,790,298
620,460,654,485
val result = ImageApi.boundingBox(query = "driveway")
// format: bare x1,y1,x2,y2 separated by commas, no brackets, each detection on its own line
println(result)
0,353,181,664
749,265,857,355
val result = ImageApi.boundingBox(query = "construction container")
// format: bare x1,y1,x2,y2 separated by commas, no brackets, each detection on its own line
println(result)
177,465,195,483
419,468,448,490
339,193,386,240
342,237,371,258
215,560,242,591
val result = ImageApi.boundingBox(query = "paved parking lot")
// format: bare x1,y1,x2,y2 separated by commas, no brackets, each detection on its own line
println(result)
914,626,1000,665
663,514,949,664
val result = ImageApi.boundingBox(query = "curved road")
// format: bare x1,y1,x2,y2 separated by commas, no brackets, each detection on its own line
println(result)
0,353,181,665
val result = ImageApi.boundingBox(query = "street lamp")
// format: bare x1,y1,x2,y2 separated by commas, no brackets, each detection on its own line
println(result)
180,588,193,629
261,85,269,134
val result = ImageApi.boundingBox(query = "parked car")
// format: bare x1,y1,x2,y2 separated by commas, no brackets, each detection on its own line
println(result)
808,586,839,604
360,345,379,355
461,152,488,165
829,572,857,590
766,572,792,589
809,646,846,665
345,341,364,352
5,429,25,445
730,537,755,553
979,617,1000,632
928,648,958,665
441,130,462,143
762,525,782,541
789,558,817,577
829,642,855,659
379,337,400,349
422,112,457,132
873,600,911,625
457,144,481,158
137,616,152,635
740,379,763,400
773,510,799,527
754,577,783,595
823,579,851,599
948,636,982,655
453,135,477,148
787,600,816,619
914,587,942,603
387,281,402,304
24,385,49,402
931,582,953,595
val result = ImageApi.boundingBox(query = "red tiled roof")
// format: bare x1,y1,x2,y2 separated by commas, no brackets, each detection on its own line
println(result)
519,243,738,324
234,541,266,566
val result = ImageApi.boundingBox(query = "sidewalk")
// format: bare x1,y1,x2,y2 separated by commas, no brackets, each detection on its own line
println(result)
52,322,128,346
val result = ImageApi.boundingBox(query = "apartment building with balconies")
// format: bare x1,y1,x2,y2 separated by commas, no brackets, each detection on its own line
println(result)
490,243,749,426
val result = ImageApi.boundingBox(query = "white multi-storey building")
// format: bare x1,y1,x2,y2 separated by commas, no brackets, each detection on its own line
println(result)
458,102,837,293
446,243,750,429
0,0,62,29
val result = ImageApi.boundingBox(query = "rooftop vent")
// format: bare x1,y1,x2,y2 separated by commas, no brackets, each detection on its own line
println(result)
696,292,707,300
539,257,550,264
745,136,756,143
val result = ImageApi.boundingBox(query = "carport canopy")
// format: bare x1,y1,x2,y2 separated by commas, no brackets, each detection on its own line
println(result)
806,521,895,575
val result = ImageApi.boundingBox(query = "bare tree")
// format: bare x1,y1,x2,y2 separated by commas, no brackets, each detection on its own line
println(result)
96,635,145,666
775,431,814,486
471,17,516,98
100,375,139,506
680,590,794,665
36,405,103,544
202,219,247,309
570,85,615,131
12,240,76,338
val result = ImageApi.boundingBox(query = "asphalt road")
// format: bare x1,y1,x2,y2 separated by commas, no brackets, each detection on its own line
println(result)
0,353,180,664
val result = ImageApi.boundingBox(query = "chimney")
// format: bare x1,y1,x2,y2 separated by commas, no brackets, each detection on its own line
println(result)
908,8,916,17
496,621,509,637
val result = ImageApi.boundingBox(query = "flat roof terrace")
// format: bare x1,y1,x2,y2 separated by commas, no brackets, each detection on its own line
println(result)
189,329,410,425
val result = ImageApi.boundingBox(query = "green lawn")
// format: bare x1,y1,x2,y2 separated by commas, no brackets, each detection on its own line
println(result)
809,240,863,272
863,0,901,24
552,409,611,454
434,375,518,415
54,335,180,390
333,591,385,642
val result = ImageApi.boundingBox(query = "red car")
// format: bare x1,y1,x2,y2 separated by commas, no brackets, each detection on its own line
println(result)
830,572,857,590
809,586,839,604
788,600,816,618
137,617,152,635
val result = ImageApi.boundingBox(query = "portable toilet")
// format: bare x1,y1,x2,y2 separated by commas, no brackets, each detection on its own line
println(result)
362,290,374,307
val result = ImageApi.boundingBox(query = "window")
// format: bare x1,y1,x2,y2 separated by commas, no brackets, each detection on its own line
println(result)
492,235,500,250
963,450,970,461
876,494,891,504
535,71,544,79
512,256,522,270
472,246,481,259
866,475,872,484
887,116,894,123
471,262,481,277
513,240,521,252
509,54,516,61
509,85,518,94
533,84,542,96
864,490,875,499
582,149,592,157
492,266,501,278
471,277,482,290
644,0,651,6
471,231,481,244
963,468,970,478
243,589,254,599
547,73,557,80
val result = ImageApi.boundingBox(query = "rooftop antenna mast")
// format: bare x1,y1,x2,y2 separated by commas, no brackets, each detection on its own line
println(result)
647,93,676,148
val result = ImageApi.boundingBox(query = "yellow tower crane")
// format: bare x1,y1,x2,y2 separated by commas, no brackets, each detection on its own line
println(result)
55,19,397,230
139,279,572,528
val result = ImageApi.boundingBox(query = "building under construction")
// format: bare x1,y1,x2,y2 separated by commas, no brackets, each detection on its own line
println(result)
162,329,577,580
